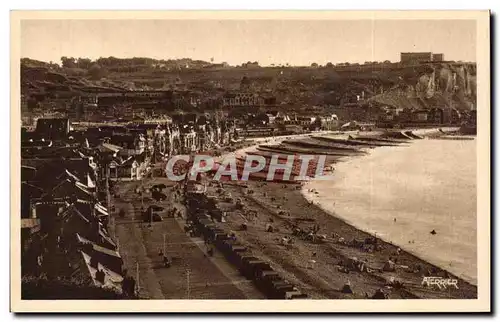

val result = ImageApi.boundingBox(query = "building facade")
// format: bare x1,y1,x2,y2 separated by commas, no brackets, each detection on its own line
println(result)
400,52,433,64
222,92,277,108
400,52,445,64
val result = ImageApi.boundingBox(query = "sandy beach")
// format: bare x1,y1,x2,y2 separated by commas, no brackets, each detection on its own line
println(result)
111,128,477,299
211,128,478,299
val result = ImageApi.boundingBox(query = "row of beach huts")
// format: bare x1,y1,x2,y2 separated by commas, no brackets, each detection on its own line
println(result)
185,194,309,300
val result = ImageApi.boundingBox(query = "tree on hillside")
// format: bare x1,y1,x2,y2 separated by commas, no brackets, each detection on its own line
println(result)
326,62,334,68
77,58,92,69
311,63,318,68
47,61,60,69
61,57,77,68
88,64,107,80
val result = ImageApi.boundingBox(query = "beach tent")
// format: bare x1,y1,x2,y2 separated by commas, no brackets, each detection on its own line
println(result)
341,280,353,294
382,260,396,272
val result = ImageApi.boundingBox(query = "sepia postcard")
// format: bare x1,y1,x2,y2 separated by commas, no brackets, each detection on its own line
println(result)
10,10,490,313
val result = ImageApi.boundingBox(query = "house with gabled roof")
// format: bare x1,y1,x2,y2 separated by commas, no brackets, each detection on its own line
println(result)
80,251,123,293
40,174,95,201
22,154,99,191
96,142,122,155
77,234,123,274
107,150,150,181
27,197,112,249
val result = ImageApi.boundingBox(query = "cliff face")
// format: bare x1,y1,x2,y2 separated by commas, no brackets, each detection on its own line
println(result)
371,63,476,111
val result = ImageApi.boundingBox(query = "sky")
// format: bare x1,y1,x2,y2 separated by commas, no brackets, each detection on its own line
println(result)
20,19,476,66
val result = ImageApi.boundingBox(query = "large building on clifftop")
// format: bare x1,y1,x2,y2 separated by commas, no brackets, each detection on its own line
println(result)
400,52,444,64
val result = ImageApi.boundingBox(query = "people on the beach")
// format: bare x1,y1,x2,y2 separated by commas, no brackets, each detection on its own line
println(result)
163,255,171,267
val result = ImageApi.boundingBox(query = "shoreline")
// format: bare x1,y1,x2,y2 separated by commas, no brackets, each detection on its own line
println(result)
300,137,477,285
227,127,477,299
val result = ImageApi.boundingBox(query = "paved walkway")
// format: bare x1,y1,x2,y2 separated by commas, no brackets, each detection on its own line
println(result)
111,178,263,299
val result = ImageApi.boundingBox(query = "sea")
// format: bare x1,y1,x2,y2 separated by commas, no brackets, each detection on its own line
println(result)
303,137,477,285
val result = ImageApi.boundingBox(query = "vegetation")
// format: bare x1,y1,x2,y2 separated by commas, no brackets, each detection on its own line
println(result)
88,64,107,80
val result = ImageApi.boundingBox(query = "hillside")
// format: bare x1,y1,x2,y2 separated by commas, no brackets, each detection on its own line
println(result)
20,58,476,111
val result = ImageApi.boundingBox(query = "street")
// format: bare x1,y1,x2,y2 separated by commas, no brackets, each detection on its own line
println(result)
111,174,264,299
